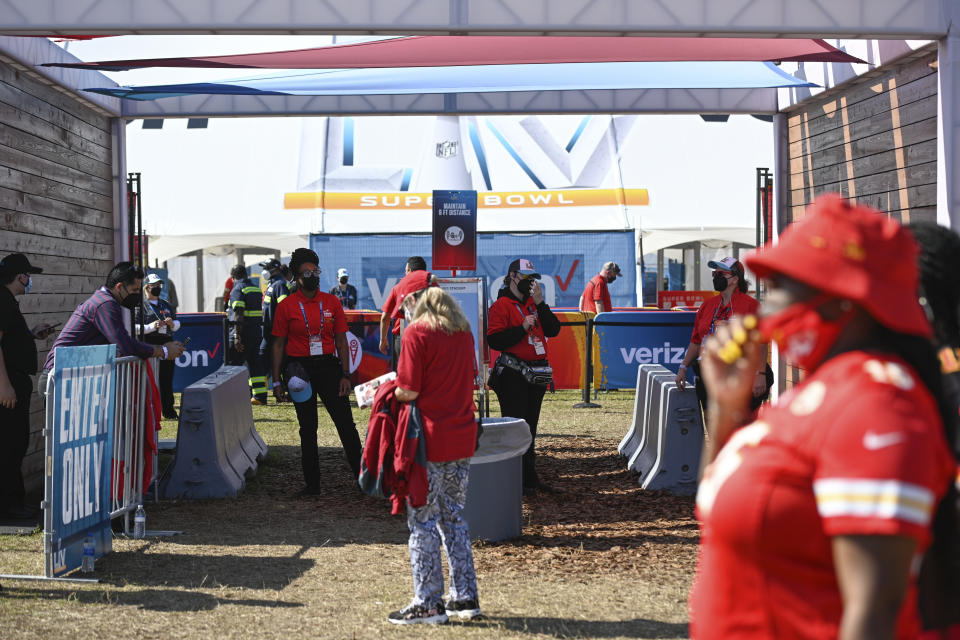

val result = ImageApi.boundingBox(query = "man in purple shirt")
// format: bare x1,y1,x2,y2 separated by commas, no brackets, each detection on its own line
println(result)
42,263,185,381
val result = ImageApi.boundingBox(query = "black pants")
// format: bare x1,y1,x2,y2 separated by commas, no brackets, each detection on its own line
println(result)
145,337,177,414
491,366,547,487
289,355,362,490
693,361,774,420
158,356,175,414
240,323,267,401
0,371,32,512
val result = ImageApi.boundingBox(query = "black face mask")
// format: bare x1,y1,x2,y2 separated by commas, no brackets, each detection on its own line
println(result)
712,274,729,292
121,291,142,309
149,286,162,296
517,279,533,298
339,277,348,285
300,276,319,292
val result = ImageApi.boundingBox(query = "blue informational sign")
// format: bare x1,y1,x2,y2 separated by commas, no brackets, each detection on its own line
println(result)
47,344,116,577
310,231,635,311
594,311,696,389
437,278,488,367
432,190,478,271
173,313,227,392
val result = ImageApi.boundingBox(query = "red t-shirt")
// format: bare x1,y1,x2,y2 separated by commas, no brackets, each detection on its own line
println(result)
690,290,759,345
690,351,955,640
381,285,402,336
488,295,549,362
396,322,477,462
272,289,348,357
580,274,611,313
222,277,234,303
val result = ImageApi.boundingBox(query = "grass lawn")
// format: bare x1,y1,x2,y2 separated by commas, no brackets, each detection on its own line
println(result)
0,389,697,639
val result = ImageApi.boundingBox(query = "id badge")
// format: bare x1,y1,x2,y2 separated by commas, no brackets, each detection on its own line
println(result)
530,335,546,356
309,333,324,356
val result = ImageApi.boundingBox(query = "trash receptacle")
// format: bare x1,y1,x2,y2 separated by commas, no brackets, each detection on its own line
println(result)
463,417,532,542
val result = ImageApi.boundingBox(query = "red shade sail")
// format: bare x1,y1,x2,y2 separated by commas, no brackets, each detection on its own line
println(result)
46,35,863,71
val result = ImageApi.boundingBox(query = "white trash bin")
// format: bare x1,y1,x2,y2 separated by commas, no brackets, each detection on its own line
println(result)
463,417,532,542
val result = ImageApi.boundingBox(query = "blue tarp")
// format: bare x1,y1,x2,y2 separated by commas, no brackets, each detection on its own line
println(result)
88,61,816,100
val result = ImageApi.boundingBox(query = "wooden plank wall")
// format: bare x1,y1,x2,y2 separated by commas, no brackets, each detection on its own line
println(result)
781,50,938,388
786,50,938,224
0,58,114,495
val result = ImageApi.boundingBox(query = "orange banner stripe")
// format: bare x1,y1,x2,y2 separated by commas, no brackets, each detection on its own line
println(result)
284,188,649,210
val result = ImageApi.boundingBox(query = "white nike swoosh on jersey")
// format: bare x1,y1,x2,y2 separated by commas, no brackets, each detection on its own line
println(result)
863,431,907,450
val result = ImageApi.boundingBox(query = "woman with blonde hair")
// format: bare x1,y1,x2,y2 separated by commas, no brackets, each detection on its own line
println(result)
388,281,481,625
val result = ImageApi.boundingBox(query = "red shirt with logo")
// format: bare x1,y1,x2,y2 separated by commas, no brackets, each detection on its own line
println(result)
397,322,477,462
488,295,549,362
690,290,759,345
580,274,611,313
273,289,347,357
690,351,955,640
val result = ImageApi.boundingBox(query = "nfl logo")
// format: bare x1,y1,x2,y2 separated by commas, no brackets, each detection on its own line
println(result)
436,141,459,158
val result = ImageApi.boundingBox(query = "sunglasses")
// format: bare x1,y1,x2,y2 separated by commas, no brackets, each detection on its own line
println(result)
713,270,735,279
299,270,319,278
515,273,538,281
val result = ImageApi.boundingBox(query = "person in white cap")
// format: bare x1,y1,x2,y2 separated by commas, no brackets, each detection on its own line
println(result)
135,273,181,419
329,267,357,310
675,256,771,421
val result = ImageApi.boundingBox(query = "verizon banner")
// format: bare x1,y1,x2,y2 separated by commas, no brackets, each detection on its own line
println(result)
432,190,477,271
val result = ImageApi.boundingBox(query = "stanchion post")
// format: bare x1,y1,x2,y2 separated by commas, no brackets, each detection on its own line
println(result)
574,315,601,409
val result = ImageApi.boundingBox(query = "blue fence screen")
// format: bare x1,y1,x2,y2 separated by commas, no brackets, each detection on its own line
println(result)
594,311,696,389
309,231,636,311
173,313,227,392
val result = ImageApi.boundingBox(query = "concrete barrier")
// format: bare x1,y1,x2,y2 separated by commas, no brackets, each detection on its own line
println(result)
159,366,267,499
463,417,531,542
619,364,703,496
618,364,669,459
625,369,676,471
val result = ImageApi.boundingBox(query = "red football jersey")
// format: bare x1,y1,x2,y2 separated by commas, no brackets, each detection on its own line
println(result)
690,351,955,640
272,289,347,357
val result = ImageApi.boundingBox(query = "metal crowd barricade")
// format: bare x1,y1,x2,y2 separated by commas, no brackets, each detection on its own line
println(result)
110,356,176,536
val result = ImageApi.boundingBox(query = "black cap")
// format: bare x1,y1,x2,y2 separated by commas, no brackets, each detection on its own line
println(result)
0,253,42,275
259,258,282,270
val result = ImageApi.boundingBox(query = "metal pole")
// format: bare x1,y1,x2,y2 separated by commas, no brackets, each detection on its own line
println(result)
573,315,601,409
755,167,764,249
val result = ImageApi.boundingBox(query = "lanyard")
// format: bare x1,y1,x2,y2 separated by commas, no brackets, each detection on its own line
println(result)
298,299,324,336
513,301,538,331
709,299,732,335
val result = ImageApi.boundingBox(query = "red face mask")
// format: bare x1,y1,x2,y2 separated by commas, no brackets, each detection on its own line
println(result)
759,294,856,370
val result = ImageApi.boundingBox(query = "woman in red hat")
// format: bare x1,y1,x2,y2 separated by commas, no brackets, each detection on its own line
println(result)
689,194,958,640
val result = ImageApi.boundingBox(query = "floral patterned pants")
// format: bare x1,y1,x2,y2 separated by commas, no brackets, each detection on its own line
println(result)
407,459,478,606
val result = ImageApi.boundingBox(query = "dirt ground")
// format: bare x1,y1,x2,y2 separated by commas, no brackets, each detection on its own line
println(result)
0,389,698,639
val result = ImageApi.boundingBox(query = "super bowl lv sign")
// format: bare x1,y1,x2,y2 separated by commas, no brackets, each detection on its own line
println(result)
432,190,477,271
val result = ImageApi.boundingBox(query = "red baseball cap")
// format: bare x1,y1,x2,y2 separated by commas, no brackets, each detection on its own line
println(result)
743,193,931,337
390,270,437,321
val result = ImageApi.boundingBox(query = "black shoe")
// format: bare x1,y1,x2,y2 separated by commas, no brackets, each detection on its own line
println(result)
1,505,39,521
294,486,321,497
162,410,178,420
387,601,448,625
445,598,482,620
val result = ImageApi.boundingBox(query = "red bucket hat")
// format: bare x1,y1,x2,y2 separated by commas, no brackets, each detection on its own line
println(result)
390,270,438,321
743,193,931,338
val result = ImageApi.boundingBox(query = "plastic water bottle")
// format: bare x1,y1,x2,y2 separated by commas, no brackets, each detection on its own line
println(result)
133,505,146,539
81,534,95,573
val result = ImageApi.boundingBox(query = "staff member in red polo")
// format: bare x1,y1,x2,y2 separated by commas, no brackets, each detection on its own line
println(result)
579,261,621,313
271,248,362,495
675,257,771,418
379,256,427,368
487,258,561,494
